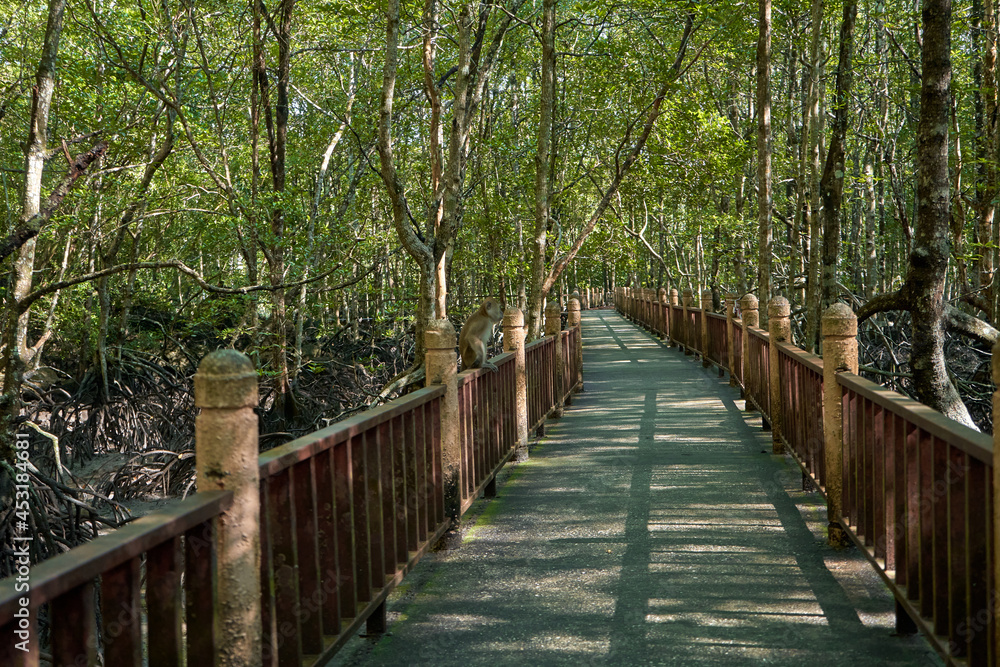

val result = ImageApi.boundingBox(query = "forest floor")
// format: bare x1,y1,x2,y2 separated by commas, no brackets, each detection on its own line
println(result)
333,310,941,666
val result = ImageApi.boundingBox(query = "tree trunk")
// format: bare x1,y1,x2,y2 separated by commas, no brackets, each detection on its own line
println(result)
803,0,825,351
910,0,973,426
820,0,857,311
756,0,773,318
527,0,556,340
2,0,68,463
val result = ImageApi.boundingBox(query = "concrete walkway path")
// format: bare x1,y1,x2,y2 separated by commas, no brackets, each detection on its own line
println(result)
334,310,940,666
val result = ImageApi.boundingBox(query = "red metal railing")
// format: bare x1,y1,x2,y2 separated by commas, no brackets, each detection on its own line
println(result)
561,328,580,401
671,305,683,345
458,353,517,513
0,492,232,667
257,385,448,665
705,313,727,367
837,372,994,664
745,328,770,416
526,336,556,432
733,320,744,387
689,309,702,355
776,342,825,484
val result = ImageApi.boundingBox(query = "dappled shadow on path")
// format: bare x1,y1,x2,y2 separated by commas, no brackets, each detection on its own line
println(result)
334,311,940,667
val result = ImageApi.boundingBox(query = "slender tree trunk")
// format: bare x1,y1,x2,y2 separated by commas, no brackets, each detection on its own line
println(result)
863,153,878,297
974,0,999,316
756,0,773,318
527,0,556,340
820,0,857,310
804,0,825,351
2,0,67,463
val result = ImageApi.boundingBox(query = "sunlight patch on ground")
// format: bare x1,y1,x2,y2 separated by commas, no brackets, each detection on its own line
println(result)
426,614,507,626
486,636,610,655
648,522,786,534
659,398,724,409
644,610,829,627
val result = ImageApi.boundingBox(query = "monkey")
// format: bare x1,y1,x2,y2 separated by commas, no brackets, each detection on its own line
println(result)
459,297,504,371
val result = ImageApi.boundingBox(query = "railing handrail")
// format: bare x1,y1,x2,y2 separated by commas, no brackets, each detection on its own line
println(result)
457,351,515,387
0,490,233,618
258,384,447,478
524,335,554,353
775,338,824,374
838,369,992,462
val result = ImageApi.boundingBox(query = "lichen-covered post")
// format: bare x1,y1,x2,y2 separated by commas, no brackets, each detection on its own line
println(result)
768,297,791,455
725,293,737,387
568,295,583,395
545,300,564,418
425,320,461,524
503,307,529,462
822,303,857,548
194,350,262,667
701,288,712,366
681,288,693,354
740,294,759,408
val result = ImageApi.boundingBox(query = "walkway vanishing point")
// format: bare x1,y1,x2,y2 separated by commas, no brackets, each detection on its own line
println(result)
336,309,940,667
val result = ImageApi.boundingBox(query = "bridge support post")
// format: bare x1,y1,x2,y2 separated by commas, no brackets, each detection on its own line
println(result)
568,295,583,395
425,320,462,530
545,301,564,418
504,307,529,462
194,350,262,667
725,293,737,387
822,303,857,549
768,297,791,455
740,294,758,408
701,289,712,367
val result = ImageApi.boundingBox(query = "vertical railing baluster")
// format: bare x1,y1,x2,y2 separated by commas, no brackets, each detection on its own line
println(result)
185,520,219,666
51,582,98,667
101,557,141,666
336,438,358,620
147,536,183,667
314,447,341,636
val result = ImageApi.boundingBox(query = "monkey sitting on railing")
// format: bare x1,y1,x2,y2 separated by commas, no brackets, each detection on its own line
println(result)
459,297,503,371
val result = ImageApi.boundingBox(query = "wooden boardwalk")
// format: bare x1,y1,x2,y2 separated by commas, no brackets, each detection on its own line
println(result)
335,310,940,666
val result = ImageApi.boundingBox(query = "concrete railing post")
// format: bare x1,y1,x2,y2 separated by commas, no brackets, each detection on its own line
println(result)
568,295,583,395
425,320,461,524
822,303,857,548
768,297,791,455
657,287,668,339
503,307,529,462
725,293,737,387
681,289,693,354
194,350,262,667
668,289,679,347
545,301,564,418
740,294,758,408
701,288,712,366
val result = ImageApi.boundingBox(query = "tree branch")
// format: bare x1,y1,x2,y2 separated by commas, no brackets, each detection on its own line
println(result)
855,288,909,324
944,304,999,345
0,140,107,263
